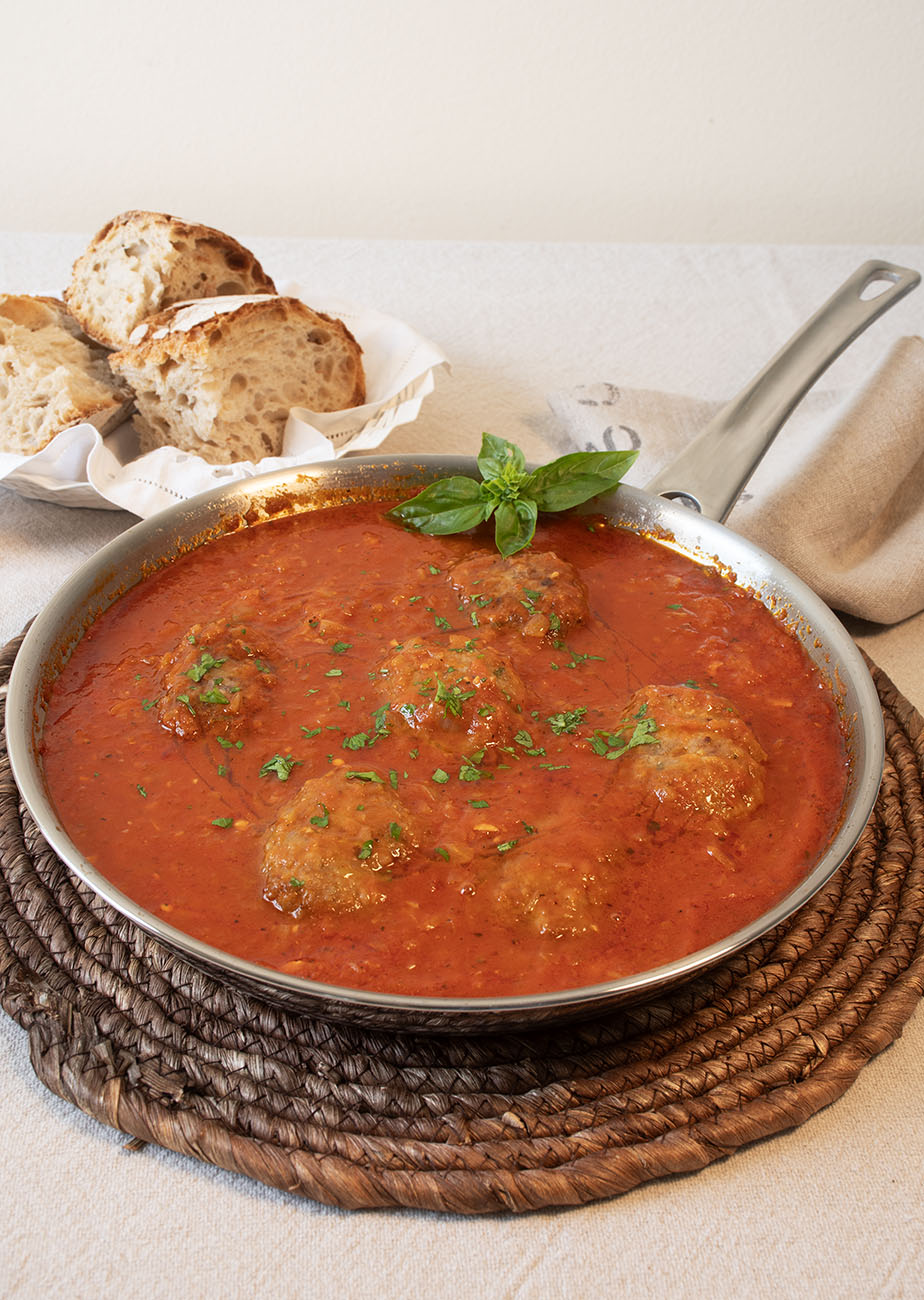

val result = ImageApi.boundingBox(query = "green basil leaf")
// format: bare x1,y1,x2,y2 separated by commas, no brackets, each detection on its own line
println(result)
477,432,526,481
385,476,493,535
494,496,538,557
385,437,637,556
525,450,638,511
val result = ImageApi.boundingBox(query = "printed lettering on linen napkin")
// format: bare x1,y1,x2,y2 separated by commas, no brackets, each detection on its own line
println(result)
547,337,924,625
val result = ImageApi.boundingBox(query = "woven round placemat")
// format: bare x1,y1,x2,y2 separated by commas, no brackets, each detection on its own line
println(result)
1,630,923,1215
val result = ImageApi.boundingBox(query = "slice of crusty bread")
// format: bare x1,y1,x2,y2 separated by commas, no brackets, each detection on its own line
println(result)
0,294,133,455
65,210,277,350
109,295,366,464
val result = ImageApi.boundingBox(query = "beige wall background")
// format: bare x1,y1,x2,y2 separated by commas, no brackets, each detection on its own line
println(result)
3,0,922,242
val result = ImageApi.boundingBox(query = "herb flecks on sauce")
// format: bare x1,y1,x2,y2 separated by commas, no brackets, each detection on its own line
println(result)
588,704,660,760
259,753,301,781
40,493,849,1002
185,650,227,682
546,707,587,735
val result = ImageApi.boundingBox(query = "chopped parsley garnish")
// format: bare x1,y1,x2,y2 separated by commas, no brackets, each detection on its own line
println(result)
331,641,352,654
431,768,450,784
564,647,604,670
345,770,385,783
357,840,374,860
588,704,659,759
520,588,543,616
198,686,230,705
435,678,476,718
258,753,301,781
546,707,587,735
136,784,147,798
342,702,391,751
343,732,371,750
496,839,518,853
309,804,330,829
513,729,546,756
211,817,234,829
185,650,226,682
389,822,402,841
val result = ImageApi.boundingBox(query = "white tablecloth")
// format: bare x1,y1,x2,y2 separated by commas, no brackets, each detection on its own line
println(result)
1,236,922,1299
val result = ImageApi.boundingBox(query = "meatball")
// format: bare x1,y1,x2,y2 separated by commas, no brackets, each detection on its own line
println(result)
613,684,766,824
491,848,617,939
262,769,420,917
448,550,587,639
374,636,527,752
154,619,275,740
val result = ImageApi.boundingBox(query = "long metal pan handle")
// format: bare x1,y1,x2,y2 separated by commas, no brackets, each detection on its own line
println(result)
644,259,920,521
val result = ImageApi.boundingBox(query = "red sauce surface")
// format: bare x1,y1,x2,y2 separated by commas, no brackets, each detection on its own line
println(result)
40,503,849,997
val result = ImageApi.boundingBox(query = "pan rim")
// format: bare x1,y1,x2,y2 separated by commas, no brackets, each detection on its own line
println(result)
5,455,884,1029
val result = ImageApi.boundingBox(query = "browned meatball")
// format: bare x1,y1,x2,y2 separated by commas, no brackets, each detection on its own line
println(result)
614,684,766,824
491,849,617,939
262,769,421,917
154,619,275,740
374,636,527,752
448,549,587,639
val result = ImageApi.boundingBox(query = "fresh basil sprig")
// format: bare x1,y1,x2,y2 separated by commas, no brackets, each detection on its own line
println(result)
385,434,638,557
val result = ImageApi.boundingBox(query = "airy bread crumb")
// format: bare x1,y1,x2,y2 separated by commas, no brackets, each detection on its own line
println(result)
109,295,366,465
0,295,133,455
65,210,277,350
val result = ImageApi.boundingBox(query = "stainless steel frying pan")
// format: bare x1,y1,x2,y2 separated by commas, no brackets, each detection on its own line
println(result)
5,260,919,1032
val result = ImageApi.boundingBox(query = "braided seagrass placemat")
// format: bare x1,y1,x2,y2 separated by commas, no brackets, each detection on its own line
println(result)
1,629,923,1215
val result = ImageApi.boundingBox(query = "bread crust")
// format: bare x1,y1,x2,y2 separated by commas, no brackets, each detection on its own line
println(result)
0,294,133,455
65,210,277,349
109,295,366,464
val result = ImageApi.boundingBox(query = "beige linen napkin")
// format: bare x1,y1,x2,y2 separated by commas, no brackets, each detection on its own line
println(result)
547,336,924,625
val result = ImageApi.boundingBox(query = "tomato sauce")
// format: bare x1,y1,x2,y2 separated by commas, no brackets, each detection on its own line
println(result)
40,502,849,997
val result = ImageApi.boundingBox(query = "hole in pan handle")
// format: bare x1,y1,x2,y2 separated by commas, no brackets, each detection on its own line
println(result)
644,260,921,522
